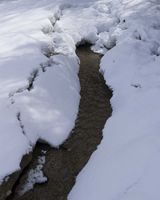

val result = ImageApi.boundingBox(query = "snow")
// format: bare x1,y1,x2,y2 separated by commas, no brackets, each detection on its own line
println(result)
19,155,47,195
68,0,160,200
1,0,160,199
13,54,80,147
0,0,81,182
0,0,114,182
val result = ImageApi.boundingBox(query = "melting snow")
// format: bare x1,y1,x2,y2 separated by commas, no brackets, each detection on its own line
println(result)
1,0,160,199
19,155,47,195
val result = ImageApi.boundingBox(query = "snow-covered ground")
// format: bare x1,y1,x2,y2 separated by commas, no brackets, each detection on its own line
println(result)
0,0,82,182
1,0,160,199
68,0,160,200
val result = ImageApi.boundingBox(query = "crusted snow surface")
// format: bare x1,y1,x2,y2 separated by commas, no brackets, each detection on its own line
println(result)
69,0,160,200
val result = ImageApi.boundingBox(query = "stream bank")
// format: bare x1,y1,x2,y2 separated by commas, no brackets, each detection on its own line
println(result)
6,45,112,200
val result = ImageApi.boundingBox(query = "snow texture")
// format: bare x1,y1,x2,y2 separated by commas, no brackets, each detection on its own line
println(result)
19,155,47,195
1,0,160,199
68,0,160,200
0,0,81,182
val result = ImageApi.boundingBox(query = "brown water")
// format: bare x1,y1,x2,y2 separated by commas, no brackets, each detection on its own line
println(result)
6,45,112,200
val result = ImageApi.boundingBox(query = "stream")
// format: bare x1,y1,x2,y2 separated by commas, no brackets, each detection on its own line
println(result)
6,45,112,200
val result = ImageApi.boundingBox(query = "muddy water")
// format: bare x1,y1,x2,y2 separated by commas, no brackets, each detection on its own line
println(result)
8,45,112,200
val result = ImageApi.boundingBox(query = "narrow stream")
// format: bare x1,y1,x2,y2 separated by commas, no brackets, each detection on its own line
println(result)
7,45,112,200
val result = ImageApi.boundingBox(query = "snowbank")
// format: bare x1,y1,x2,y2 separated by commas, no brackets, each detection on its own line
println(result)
1,0,160,199
0,0,81,182
0,0,118,183
69,0,160,199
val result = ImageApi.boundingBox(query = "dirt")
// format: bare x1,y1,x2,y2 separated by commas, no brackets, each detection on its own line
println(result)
6,44,112,200
0,153,32,200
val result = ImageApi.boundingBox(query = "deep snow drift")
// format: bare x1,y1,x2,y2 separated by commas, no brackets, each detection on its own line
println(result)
1,0,160,199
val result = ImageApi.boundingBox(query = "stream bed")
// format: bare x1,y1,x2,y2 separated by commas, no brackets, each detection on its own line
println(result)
6,45,112,200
